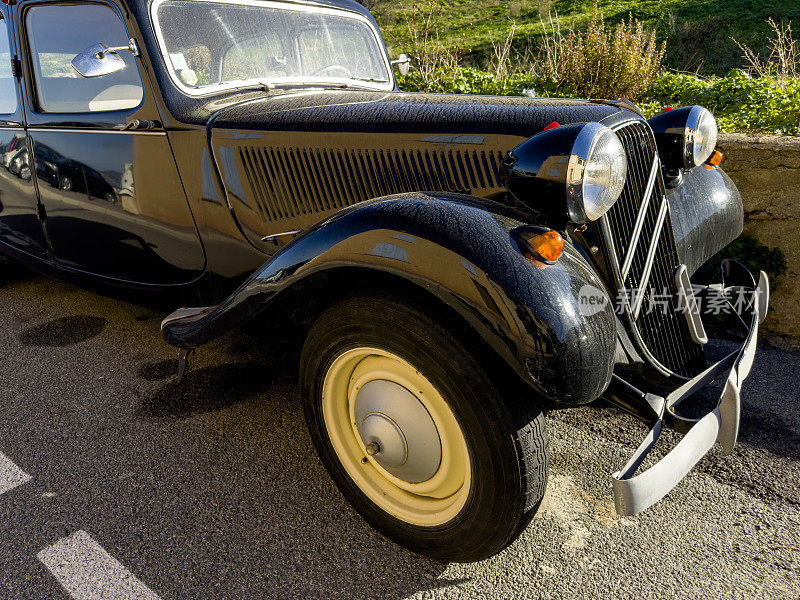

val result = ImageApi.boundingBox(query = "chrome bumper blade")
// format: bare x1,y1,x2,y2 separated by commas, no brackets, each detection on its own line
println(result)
612,270,768,516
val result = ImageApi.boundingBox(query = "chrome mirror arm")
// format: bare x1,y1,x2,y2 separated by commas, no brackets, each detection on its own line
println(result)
96,38,140,59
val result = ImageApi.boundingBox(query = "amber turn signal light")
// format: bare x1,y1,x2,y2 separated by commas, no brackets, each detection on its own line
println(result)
531,230,564,262
517,229,564,264
708,150,723,166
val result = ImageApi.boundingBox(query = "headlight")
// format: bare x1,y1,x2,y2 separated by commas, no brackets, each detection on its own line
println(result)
690,107,718,166
648,105,718,170
500,122,628,224
566,123,627,222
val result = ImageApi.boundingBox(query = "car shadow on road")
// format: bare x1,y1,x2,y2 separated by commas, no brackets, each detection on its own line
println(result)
19,315,107,347
136,361,277,419
0,256,39,288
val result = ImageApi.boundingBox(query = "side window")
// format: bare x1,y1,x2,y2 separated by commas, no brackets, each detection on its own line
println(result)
26,4,143,113
0,17,17,114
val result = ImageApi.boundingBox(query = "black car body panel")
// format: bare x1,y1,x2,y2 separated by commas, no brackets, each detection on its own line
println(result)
206,90,620,135
161,192,617,405
667,164,744,276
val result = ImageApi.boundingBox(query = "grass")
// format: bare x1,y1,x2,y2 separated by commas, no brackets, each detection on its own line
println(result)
370,0,800,76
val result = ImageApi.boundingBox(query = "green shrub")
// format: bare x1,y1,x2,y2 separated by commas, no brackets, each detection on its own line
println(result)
525,6,666,101
641,70,800,135
399,67,800,136
399,66,546,96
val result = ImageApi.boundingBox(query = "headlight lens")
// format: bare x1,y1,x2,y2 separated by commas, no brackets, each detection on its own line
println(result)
567,124,627,223
691,107,718,167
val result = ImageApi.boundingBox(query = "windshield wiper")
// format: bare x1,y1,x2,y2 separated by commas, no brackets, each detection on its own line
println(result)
217,81,351,94
268,81,350,90
350,77,390,84
209,78,386,96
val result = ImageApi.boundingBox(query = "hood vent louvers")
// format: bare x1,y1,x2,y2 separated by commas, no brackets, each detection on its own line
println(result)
237,145,505,223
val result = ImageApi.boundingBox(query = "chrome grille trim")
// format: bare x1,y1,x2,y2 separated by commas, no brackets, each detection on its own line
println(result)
631,197,669,318
620,153,659,279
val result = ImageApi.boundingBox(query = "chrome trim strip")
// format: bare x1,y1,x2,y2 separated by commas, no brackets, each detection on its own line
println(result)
26,127,166,136
599,205,674,380
261,229,302,242
620,153,659,279
603,120,694,380
0,126,24,130
631,198,669,318
599,215,628,310
674,264,708,344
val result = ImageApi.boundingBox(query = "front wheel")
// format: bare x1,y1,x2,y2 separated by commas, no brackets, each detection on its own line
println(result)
300,294,549,562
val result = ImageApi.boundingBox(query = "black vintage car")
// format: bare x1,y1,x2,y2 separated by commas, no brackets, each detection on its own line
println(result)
0,0,769,561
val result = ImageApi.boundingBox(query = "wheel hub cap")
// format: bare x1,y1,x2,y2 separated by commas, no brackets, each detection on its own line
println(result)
354,379,442,483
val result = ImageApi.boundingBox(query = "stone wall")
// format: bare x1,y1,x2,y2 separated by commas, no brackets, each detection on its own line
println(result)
717,133,800,343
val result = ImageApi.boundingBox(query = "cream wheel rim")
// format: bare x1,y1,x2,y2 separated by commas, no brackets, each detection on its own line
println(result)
322,347,471,526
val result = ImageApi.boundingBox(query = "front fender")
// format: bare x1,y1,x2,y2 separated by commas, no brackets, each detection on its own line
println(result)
162,192,616,405
668,165,743,275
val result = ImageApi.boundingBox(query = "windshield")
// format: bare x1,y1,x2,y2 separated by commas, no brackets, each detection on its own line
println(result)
152,0,393,95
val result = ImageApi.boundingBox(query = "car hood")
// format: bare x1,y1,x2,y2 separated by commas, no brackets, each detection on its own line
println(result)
204,89,628,252
205,89,623,137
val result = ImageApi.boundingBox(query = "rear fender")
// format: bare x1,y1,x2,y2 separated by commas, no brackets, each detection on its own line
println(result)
162,192,616,405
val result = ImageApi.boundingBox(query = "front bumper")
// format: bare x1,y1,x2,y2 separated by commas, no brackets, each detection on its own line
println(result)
609,265,769,516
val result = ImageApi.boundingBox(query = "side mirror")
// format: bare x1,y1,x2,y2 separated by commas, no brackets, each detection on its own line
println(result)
72,39,139,78
391,53,411,77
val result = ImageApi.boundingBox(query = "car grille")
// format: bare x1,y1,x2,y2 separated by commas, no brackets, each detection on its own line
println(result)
237,145,505,222
601,121,705,378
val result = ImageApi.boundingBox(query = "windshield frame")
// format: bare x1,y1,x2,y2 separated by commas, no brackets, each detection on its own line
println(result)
150,0,395,96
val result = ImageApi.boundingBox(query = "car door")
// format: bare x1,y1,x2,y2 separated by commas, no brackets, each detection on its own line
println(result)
0,6,47,258
17,0,205,284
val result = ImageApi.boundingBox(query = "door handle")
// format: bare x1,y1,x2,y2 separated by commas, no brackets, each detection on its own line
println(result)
123,119,157,130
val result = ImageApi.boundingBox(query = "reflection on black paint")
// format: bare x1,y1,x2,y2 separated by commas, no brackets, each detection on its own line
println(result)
0,131,48,256
28,129,205,285
44,216,198,282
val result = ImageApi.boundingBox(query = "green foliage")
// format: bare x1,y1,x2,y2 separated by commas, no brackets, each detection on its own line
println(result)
706,234,788,290
370,0,800,77
641,70,800,135
399,67,800,136
526,6,666,100
398,66,561,96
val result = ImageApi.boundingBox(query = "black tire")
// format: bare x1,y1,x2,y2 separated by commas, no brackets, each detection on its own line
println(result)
300,293,549,562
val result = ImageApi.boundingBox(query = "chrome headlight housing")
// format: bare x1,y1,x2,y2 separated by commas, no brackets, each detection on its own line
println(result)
500,122,628,224
648,105,718,170
566,123,628,222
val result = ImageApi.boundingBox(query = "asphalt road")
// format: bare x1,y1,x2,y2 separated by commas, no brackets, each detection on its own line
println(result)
1,259,799,600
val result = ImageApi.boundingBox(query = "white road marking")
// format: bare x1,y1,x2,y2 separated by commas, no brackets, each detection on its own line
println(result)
37,530,162,600
0,451,31,495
